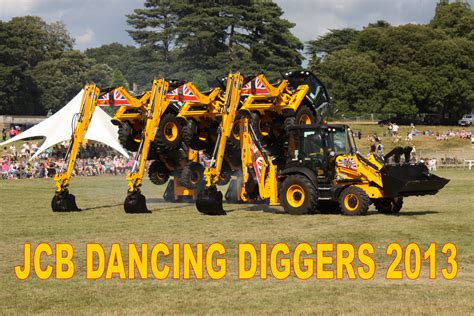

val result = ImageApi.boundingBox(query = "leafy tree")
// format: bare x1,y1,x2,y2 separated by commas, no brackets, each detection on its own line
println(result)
317,49,382,114
31,51,112,112
431,0,474,38
110,68,128,87
0,16,111,115
308,2,474,116
307,28,359,56
126,1,303,85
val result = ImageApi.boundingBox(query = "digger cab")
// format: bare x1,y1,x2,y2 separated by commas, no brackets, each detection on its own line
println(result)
283,71,332,120
285,124,356,183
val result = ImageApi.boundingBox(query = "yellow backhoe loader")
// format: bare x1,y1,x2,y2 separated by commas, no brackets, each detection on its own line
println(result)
196,118,449,216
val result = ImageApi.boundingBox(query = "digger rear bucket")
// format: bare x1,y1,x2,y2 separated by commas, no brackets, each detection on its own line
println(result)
51,190,81,212
381,164,449,198
196,186,226,215
124,191,151,213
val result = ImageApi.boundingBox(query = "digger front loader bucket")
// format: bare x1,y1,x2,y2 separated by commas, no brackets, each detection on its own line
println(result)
381,164,449,198
196,186,226,215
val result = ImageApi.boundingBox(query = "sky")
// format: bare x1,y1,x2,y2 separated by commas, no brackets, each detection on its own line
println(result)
1,0,473,52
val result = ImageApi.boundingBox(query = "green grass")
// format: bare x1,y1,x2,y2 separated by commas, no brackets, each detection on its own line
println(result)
0,169,473,314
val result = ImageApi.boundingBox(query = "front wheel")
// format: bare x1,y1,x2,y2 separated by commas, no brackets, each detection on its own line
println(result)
280,175,318,215
179,162,204,189
148,160,170,185
339,186,370,216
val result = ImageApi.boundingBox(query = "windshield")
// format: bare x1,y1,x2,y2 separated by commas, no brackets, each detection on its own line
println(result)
288,129,326,161
330,127,354,155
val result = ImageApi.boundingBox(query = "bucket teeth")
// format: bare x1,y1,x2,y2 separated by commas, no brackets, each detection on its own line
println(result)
51,190,81,212
124,191,151,213
196,186,226,215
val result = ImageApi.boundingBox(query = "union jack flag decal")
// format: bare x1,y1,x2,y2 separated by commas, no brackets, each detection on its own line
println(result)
241,77,270,96
98,89,130,106
248,135,264,183
337,157,357,171
167,84,200,102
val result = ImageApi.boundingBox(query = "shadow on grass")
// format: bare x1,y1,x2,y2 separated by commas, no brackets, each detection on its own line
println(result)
391,210,439,216
82,203,123,211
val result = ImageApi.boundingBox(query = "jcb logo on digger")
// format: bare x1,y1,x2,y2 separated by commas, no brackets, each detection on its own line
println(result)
14,242,457,280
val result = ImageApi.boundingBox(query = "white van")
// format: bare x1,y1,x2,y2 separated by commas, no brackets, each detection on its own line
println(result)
458,113,474,126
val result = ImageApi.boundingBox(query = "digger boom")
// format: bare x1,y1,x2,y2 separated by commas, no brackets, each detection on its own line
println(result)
124,79,170,213
51,84,100,212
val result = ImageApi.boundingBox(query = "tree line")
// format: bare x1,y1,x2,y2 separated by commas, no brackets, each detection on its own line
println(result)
0,0,472,116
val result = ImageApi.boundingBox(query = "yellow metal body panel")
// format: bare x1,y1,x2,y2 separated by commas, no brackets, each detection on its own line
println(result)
335,153,385,199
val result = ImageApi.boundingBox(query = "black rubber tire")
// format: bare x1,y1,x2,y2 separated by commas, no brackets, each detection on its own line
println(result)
182,120,207,150
179,162,205,189
249,112,271,144
157,113,183,150
283,116,296,135
374,197,403,214
227,112,244,152
339,186,370,216
118,122,139,152
148,160,170,185
296,104,317,125
217,171,231,186
280,174,318,215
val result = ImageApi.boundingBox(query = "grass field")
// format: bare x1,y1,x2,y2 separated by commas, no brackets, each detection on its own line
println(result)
0,168,473,314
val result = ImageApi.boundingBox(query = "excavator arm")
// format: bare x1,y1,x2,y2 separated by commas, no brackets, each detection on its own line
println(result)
195,73,243,215
51,84,100,212
124,78,170,213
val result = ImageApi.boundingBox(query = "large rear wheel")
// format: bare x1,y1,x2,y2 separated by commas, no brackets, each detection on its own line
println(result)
157,113,183,150
339,186,370,216
280,175,318,215
296,104,317,125
182,120,208,150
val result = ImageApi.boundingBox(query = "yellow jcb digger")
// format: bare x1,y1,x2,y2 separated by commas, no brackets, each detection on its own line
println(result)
232,70,332,148
196,117,450,216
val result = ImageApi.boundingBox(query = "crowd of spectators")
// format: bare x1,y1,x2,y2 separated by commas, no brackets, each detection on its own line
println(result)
1,141,135,180
431,129,473,141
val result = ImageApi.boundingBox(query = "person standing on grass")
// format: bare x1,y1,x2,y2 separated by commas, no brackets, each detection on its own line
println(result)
392,123,399,136
1,128,6,142
376,141,384,155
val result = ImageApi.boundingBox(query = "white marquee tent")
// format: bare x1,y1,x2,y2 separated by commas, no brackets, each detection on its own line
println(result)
0,90,129,159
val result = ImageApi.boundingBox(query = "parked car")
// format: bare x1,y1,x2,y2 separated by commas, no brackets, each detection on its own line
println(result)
458,113,474,126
